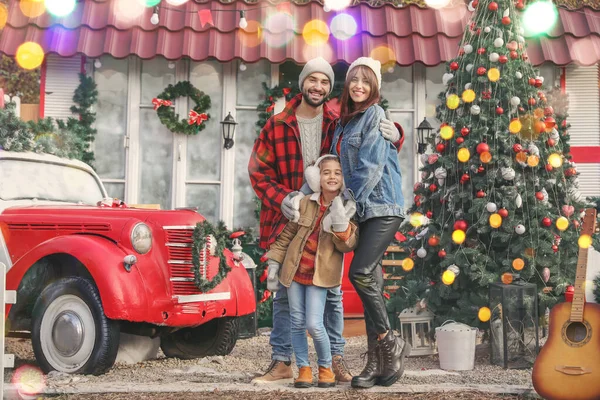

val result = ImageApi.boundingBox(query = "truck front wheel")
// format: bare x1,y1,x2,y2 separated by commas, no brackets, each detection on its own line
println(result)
160,317,239,359
31,277,120,375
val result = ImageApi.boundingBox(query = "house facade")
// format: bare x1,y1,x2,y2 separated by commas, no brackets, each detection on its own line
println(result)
1,0,599,231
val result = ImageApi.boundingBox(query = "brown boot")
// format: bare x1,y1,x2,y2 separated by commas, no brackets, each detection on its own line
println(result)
251,360,293,385
294,366,313,388
318,366,336,388
332,355,352,384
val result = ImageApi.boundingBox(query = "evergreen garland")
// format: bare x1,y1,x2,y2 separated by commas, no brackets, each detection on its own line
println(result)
191,220,233,292
155,81,211,136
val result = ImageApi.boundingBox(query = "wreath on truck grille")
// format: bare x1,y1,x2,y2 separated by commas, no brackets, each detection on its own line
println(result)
191,221,232,292
153,81,211,136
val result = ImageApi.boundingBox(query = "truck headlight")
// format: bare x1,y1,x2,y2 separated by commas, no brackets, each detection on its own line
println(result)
131,223,152,254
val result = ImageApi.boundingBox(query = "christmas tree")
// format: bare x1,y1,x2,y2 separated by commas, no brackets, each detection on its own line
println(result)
393,0,600,328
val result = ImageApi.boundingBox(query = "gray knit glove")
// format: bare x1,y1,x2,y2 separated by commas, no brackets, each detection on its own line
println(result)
281,191,301,221
267,260,281,292
380,116,400,143
329,197,350,233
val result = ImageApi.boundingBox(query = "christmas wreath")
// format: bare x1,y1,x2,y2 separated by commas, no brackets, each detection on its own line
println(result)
191,220,232,292
154,81,211,135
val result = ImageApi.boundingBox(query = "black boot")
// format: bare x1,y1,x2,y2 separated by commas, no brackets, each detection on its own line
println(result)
351,341,380,388
377,330,411,387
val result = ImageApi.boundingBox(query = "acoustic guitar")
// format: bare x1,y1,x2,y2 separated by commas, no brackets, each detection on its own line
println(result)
532,208,600,400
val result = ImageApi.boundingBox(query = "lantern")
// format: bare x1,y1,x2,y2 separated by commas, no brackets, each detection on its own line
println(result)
489,281,539,368
398,307,436,356
231,233,259,338
220,112,238,149
416,118,433,154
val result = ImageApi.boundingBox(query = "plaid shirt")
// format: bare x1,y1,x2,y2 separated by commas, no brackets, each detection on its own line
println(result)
248,94,406,250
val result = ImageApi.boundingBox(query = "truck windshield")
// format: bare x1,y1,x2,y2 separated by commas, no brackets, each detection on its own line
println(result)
0,159,104,205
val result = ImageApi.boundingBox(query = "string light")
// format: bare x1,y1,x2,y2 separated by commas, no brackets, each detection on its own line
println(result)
150,7,159,25
239,10,248,29
94,59,102,68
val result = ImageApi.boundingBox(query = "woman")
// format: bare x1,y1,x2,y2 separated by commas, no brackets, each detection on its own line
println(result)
331,57,410,389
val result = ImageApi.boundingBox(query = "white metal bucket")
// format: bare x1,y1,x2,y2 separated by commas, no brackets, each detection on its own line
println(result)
435,320,477,371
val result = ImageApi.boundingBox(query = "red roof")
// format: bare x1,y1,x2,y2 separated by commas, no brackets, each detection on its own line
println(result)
1,0,600,66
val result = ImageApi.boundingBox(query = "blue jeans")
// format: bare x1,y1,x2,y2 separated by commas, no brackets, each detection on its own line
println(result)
270,285,345,362
288,282,331,368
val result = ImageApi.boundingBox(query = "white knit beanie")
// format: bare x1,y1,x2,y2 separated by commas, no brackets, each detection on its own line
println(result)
347,57,382,90
298,57,335,95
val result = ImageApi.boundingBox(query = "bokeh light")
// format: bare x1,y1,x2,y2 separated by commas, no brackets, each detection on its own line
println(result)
324,0,351,11
446,94,460,110
0,3,8,29
425,0,451,8
523,1,558,35
442,270,456,285
330,13,357,41
263,12,294,48
45,0,76,17
401,258,414,272
302,43,333,63
478,306,491,322
303,19,330,46
166,0,190,5
114,0,146,24
556,216,569,231
12,365,46,397
452,229,466,244
578,234,593,249
369,46,396,72
548,153,563,168
16,42,45,70
440,125,454,140
409,212,425,227
457,147,470,163
237,20,263,48
140,0,161,6
512,258,525,271
19,0,46,18
489,213,502,228
501,272,514,284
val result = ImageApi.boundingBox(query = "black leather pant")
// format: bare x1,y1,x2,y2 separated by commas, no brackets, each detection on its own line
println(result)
349,216,403,343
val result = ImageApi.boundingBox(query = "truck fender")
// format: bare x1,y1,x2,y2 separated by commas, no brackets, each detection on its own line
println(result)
223,250,256,317
7,235,148,321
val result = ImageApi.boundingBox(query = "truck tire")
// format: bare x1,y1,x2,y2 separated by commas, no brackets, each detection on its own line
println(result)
160,317,239,359
31,277,120,375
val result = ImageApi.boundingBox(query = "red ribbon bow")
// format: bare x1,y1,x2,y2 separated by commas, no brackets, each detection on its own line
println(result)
152,98,172,111
188,110,208,125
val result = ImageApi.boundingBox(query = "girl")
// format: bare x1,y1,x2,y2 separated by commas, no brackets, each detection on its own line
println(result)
331,57,411,389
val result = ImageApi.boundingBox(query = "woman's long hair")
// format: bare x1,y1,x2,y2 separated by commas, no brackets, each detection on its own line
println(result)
339,65,381,126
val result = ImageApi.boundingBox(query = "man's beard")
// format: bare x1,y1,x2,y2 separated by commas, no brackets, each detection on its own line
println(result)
302,88,328,107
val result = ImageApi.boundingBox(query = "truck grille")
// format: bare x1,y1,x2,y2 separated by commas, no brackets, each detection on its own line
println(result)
164,226,212,295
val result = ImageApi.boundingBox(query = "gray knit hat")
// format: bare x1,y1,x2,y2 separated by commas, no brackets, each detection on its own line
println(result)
298,57,335,95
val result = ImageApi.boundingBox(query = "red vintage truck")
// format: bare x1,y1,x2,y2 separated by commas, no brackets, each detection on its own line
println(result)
0,151,255,375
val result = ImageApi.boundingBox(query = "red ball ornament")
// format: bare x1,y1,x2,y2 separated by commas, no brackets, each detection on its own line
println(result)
436,143,446,153
477,47,486,55
428,236,440,247
426,211,433,218
429,183,438,192
456,137,465,144
450,61,459,71
501,16,511,25
438,249,447,258
498,55,508,64
544,106,554,116
545,164,553,172
528,97,537,106
528,78,536,86
534,78,543,88
498,208,509,218
542,217,552,227
552,244,559,252
535,191,545,201
513,144,523,153
476,142,490,154
547,138,556,147
516,0,524,10
496,106,504,115
472,0,479,6
476,190,486,198
488,1,498,10
461,173,470,183
454,220,468,231
461,127,470,136
545,117,556,129
477,165,485,173
510,50,519,60
477,67,487,76
518,106,525,113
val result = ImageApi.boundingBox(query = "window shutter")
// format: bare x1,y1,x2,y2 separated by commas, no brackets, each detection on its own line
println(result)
565,64,600,146
43,55,82,121
575,163,600,198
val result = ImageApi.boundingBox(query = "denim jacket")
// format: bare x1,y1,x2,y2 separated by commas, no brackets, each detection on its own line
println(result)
331,105,404,223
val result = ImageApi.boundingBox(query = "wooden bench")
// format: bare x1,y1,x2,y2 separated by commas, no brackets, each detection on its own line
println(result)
383,245,407,294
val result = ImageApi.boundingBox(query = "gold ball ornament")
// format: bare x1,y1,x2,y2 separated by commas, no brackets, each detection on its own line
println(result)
452,229,466,244
462,89,476,103
512,258,525,271
442,270,456,285
402,258,415,271
440,125,455,140
457,148,470,163
556,216,569,231
509,118,522,134
578,234,593,249
527,155,540,167
489,213,502,228
487,68,500,82
446,94,460,110
548,153,563,168
478,306,491,322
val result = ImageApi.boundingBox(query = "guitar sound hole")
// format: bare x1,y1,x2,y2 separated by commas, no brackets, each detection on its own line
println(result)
565,322,589,343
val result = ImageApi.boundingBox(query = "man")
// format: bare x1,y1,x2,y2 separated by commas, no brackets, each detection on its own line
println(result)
248,57,404,384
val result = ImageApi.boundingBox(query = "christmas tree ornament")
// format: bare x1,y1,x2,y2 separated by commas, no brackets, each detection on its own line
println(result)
450,61,459,71
436,143,446,153
419,153,429,165
528,97,537,106
541,188,549,202
442,73,454,85
476,142,490,154
477,47,486,55
446,95,460,110
480,151,493,164
467,0,477,11
409,212,425,227
421,171,430,179
516,151,528,163
417,247,427,258
478,165,485,173
515,224,526,234
486,202,498,212
501,272,515,285
544,117,556,129
510,96,521,106
561,205,574,217
454,220,468,231
487,68,500,82
462,89,476,103
528,77,536,86
442,269,456,285
456,137,465,144
516,0,524,10
464,44,474,54
534,78,543,88
527,154,540,167
512,258,525,271
428,235,440,246
457,147,471,162
452,229,466,244
478,306,491,322
509,118,522,134
544,106,554,116
528,143,540,156
477,66,487,76
510,50,519,60
542,217,552,227
578,234,593,249
401,258,414,272
498,55,508,64
501,167,516,180
438,249,447,258
460,173,470,183
465,83,473,90
428,154,439,164
484,26,491,33
429,183,438,192
482,90,492,99
545,163,553,172
502,16,511,25
461,127,470,136
495,106,504,115
515,71,523,79
535,191,544,200
499,208,509,218
488,1,498,10
542,267,550,282
440,125,455,139
512,143,523,153
466,63,474,72
489,213,503,228
547,138,556,147
470,105,481,115
426,211,433,218
493,37,504,47
489,52,500,62
434,167,447,186
476,190,486,198
552,244,559,252
555,216,569,231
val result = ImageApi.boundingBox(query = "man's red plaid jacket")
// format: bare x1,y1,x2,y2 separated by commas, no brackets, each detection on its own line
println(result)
248,94,405,250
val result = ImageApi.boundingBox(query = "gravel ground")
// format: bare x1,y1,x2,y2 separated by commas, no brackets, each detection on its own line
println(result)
4,332,536,398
